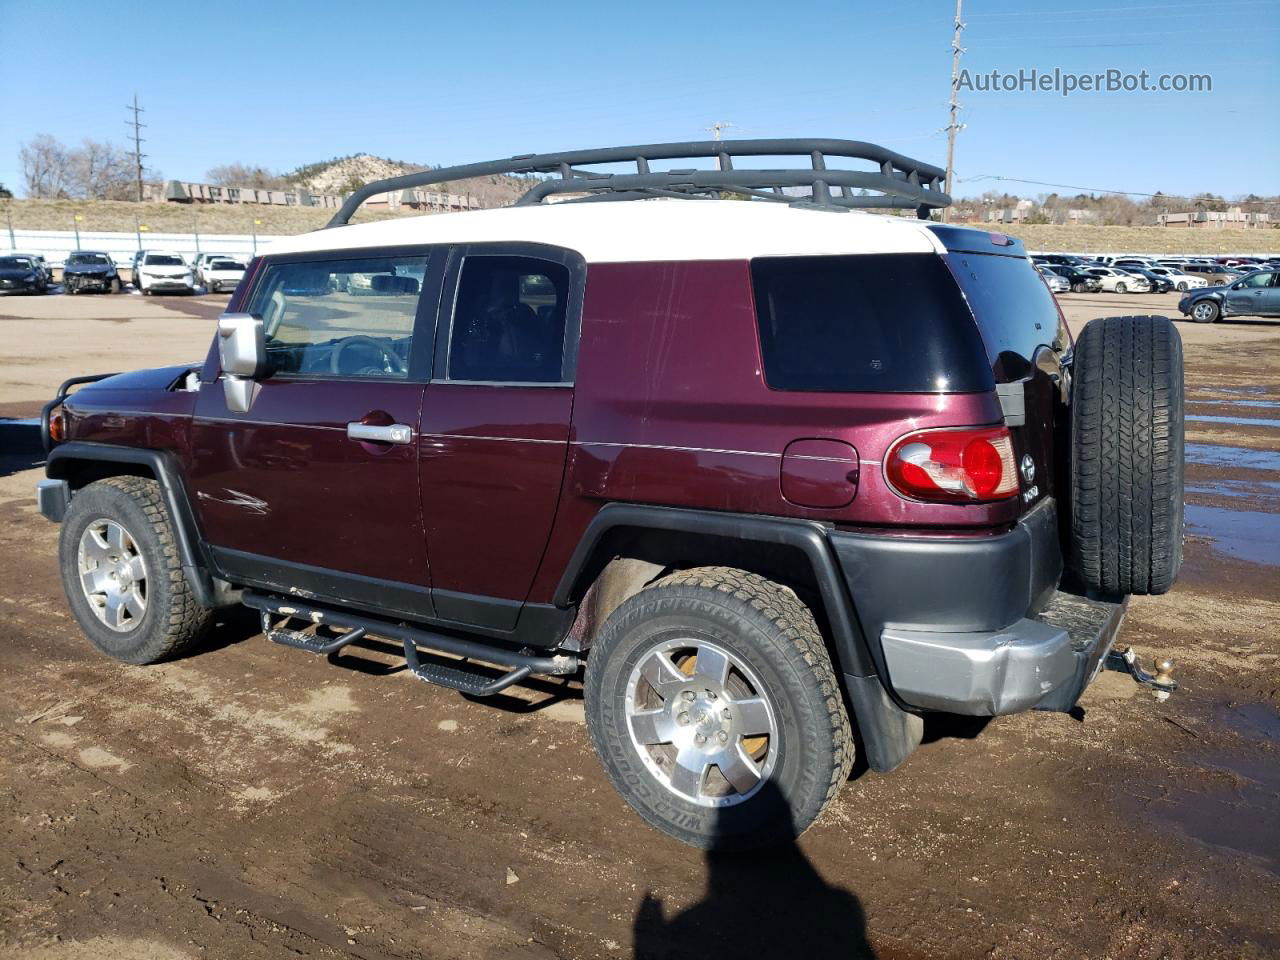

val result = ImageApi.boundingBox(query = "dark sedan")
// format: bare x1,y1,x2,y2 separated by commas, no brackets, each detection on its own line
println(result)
0,255,49,295
1045,265,1102,292
1179,270,1280,323
63,251,122,294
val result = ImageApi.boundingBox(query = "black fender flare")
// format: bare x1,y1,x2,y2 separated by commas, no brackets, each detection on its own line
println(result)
46,442,224,609
554,503,923,772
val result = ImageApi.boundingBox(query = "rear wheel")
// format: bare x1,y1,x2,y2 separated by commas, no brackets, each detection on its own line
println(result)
584,566,853,850
59,477,212,664
1070,315,1184,596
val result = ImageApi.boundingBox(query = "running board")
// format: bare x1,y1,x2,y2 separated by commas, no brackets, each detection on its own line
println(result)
243,590,579,697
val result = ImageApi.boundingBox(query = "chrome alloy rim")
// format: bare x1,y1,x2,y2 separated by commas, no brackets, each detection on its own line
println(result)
77,519,147,632
1192,302,1215,320
624,638,779,807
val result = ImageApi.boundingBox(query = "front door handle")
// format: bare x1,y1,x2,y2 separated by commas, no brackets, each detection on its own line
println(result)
346,422,413,444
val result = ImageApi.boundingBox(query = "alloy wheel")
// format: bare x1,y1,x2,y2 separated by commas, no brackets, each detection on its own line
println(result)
77,519,147,631
624,638,779,807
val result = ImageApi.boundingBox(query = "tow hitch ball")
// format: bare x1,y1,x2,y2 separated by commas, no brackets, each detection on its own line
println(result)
1105,647,1178,700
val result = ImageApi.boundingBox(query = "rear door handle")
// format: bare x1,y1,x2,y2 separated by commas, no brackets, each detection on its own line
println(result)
346,422,413,444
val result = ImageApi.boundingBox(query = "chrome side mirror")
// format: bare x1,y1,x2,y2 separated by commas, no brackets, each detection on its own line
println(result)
217,313,269,412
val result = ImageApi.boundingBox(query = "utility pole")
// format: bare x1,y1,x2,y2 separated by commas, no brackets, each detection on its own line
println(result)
706,121,735,141
125,94,147,202
942,0,965,223
4,201,15,251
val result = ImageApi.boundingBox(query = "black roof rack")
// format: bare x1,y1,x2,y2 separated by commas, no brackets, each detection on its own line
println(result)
326,138,951,228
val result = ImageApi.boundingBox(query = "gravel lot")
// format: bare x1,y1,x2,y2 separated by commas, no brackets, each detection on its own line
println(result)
0,288,1277,960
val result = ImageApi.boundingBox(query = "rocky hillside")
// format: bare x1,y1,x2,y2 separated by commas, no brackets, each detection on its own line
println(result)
287,154,536,207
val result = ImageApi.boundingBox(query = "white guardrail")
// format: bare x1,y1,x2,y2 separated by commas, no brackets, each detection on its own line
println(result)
4,229,288,268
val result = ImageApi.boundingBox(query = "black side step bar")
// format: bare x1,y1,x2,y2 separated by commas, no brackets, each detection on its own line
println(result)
243,590,579,696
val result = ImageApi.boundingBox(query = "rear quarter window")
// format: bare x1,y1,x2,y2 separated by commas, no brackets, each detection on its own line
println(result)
750,253,992,394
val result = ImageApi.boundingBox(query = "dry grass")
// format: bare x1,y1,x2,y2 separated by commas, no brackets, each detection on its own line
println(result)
5,198,1280,253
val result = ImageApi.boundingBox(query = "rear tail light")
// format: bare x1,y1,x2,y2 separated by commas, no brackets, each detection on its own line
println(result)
48,412,65,444
885,426,1019,503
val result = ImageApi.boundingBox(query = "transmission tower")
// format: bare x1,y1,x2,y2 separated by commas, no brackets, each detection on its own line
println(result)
125,94,147,202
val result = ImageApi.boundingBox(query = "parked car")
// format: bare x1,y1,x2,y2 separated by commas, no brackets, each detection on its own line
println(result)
1119,267,1173,294
1086,267,1149,293
1179,263,1239,284
8,252,53,287
1045,265,1102,292
193,252,246,287
202,258,247,293
134,252,196,295
0,254,50,294
1036,264,1070,293
63,251,122,295
35,139,1185,849
1179,269,1280,323
1031,253,1086,267
1146,266,1207,292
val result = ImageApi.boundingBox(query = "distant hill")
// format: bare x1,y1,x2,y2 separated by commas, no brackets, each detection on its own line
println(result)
284,153,537,206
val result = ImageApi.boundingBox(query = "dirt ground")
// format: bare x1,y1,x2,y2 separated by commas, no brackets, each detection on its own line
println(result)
0,287,1277,960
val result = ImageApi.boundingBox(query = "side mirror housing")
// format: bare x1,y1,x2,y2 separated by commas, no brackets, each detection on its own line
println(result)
217,313,269,412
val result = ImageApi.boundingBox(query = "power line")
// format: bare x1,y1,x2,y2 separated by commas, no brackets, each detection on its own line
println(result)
965,0,1273,18
942,0,965,223
125,94,147,203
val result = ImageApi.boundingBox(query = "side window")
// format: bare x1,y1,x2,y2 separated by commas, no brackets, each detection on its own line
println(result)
247,255,427,379
446,256,570,383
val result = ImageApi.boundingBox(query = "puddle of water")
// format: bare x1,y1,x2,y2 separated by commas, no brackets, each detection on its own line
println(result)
1140,770,1280,876
1219,702,1280,745
1185,443,1280,471
1185,479,1280,499
1214,386,1268,396
1196,399,1280,411
1187,414,1280,429
1184,504,1280,566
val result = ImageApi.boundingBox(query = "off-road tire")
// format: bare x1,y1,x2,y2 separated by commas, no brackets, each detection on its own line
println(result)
59,477,211,664
1070,315,1184,596
584,566,854,850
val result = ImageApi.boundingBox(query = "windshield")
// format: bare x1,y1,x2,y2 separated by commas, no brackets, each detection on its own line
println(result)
210,260,244,271
68,253,110,265
0,257,33,270
145,255,185,267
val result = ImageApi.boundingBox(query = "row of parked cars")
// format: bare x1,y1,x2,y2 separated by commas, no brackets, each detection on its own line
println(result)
0,250,247,296
1030,251,1280,322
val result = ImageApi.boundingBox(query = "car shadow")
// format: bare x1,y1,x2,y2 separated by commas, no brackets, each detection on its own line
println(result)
0,420,44,479
631,779,876,960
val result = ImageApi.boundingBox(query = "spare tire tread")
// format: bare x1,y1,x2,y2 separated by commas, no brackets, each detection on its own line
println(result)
1071,315,1183,595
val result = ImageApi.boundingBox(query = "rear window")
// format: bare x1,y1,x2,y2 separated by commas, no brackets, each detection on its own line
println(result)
943,253,1069,380
750,254,992,393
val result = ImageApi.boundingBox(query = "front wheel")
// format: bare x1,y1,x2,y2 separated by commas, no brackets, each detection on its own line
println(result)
1176,282,1187,292
1115,281,1127,293
110,277,121,294
59,477,212,664
584,566,854,850
1191,300,1220,323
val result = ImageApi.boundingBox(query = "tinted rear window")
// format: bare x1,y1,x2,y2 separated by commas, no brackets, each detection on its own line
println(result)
750,254,992,393
943,253,1069,380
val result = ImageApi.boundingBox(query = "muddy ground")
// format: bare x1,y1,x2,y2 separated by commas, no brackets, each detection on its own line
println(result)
0,289,1277,960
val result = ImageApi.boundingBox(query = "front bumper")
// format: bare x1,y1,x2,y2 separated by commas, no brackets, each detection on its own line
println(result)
37,478,70,522
66,274,115,290
828,499,1125,716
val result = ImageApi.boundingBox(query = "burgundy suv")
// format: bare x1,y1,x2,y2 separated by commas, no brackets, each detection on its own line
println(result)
37,140,1185,849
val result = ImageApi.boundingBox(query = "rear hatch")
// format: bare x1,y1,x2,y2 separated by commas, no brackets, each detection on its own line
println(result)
930,226,1072,514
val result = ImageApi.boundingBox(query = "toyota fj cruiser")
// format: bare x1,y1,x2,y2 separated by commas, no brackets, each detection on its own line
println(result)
37,139,1185,849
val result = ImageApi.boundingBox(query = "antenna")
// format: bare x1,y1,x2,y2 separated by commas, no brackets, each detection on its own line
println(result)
706,121,736,142
125,93,147,202
942,0,965,223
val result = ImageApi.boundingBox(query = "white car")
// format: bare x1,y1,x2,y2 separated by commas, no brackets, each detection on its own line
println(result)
203,258,247,293
136,252,196,295
1086,267,1149,293
1036,265,1070,293
1146,266,1207,292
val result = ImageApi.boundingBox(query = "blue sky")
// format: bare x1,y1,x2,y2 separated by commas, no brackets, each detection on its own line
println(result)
1,0,1277,201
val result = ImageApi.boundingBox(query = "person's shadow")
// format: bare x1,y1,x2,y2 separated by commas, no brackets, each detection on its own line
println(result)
632,779,875,960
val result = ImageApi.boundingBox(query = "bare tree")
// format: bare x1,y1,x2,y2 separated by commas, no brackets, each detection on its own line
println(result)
71,139,135,200
19,134,73,198
206,163,287,189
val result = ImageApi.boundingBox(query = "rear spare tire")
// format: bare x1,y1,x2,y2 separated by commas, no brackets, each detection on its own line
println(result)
1070,315,1184,595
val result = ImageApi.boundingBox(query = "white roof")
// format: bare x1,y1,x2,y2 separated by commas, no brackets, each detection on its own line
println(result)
265,199,946,263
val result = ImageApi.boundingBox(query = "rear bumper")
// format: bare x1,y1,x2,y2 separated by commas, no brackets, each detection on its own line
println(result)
828,498,1123,716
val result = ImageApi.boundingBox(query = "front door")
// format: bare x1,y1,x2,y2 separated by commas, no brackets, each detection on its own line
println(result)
189,249,440,619
418,246,582,631
1223,272,1273,317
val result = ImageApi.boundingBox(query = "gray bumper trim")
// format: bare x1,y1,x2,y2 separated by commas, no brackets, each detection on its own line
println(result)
882,589,1127,716
37,478,70,522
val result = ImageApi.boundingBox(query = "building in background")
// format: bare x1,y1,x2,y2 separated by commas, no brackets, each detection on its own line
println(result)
1157,208,1274,229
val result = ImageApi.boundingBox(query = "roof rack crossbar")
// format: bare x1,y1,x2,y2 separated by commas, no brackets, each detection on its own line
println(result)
325,138,951,227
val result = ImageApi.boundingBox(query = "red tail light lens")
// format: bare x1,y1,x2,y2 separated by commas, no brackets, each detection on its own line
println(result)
885,426,1019,503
